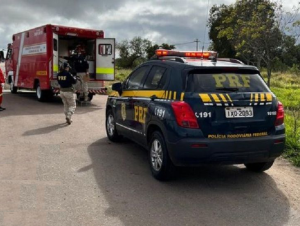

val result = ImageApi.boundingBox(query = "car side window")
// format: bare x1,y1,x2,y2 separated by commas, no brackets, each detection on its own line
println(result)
125,66,149,90
143,66,167,90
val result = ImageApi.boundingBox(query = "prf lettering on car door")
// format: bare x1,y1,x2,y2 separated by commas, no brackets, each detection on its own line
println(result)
213,74,250,88
134,106,148,124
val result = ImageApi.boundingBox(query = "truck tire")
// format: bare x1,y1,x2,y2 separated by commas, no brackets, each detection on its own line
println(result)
244,161,274,172
88,93,94,101
149,131,175,181
76,93,94,102
10,81,17,94
36,82,50,102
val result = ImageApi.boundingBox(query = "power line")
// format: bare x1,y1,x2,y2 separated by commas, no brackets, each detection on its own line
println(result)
171,41,195,46
171,40,210,50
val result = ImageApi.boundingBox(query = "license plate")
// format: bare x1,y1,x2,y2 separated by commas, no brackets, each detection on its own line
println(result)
225,107,254,118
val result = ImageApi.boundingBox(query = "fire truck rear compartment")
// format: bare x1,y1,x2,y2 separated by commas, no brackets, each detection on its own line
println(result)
57,36,96,79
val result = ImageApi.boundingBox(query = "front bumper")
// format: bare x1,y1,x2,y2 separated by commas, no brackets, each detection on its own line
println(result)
166,135,285,166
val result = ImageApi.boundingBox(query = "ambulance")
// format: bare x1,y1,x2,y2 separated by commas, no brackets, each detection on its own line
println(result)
4,24,115,101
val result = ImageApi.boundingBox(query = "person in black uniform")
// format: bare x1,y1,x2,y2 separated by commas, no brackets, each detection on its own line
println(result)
57,62,77,125
73,45,90,101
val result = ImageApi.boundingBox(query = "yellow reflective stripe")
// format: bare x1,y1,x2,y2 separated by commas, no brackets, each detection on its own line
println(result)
180,92,185,101
255,93,259,102
260,93,265,102
199,94,212,102
165,91,169,99
96,67,114,74
226,94,232,102
169,91,172,100
250,93,253,103
219,94,227,103
53,64,59,72
211,94,221,103
266,93,272,102
173,91,177,100
122,90,165,98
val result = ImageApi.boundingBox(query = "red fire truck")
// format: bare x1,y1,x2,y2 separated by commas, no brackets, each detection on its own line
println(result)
4,24,115,101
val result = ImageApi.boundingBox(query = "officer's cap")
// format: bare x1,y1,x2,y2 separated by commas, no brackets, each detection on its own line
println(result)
63,62,71,69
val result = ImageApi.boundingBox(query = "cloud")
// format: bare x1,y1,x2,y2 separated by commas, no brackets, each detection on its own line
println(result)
0,0,299,52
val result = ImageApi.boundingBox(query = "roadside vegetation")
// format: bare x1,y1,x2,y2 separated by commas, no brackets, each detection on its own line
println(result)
261,71,300,166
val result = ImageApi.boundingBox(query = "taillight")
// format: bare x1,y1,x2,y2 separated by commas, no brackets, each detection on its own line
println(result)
171,101,199,129
275,101,284,126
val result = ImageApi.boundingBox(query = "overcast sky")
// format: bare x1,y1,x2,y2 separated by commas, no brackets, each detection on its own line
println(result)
0,0,299,52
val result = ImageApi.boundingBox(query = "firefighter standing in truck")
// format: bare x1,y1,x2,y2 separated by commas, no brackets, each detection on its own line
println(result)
74,45,89,101
57,62,77,125
0,67,6,111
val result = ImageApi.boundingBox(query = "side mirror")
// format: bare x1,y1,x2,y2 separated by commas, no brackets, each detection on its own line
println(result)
112,82,122,95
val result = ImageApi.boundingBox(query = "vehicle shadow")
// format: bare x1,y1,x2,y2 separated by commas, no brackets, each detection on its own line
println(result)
85,138,290,226
0,92,103,117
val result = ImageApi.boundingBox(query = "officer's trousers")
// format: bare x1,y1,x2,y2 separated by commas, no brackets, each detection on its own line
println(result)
60,91,76,120
77,72,89,101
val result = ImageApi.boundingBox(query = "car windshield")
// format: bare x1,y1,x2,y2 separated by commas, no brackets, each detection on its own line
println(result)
185,70,270,93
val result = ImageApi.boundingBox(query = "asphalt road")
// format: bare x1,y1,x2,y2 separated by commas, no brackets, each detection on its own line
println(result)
0,91,300,226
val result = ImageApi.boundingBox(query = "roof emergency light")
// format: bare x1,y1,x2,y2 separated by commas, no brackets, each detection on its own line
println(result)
155,49,217,59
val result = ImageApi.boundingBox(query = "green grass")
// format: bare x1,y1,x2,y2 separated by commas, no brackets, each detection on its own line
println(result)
262,72,300,166
105,68,132,94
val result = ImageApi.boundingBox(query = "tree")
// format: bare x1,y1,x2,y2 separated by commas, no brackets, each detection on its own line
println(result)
208,4,236,58
216,0,283,86
145,43,175,60
117,37,151,68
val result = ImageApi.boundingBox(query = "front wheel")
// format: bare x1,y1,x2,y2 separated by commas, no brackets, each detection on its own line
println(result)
149,131,175,181
106,109,122,142
244,161,274,172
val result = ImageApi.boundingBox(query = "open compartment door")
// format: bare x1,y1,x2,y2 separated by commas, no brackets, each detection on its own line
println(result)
53,33,59,78
96,38,115,81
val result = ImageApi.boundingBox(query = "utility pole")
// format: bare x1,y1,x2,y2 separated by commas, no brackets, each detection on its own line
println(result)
195,39,200,51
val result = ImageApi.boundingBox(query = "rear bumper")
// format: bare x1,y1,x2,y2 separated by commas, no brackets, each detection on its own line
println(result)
166,135,285,166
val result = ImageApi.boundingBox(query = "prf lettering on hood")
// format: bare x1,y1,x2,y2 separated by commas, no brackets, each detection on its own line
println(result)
213,74,250,88
208,132,268,139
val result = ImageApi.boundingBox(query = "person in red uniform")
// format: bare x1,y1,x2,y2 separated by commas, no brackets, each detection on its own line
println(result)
0,67,6,111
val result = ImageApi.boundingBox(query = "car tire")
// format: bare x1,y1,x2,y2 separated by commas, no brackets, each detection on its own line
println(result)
149,131,175,181
106,109,122,142
244,161,274,172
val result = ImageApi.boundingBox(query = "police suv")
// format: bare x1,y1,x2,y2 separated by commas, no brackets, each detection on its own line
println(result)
106,50,285,180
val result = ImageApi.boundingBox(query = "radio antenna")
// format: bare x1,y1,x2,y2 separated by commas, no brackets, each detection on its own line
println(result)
202,0,210,59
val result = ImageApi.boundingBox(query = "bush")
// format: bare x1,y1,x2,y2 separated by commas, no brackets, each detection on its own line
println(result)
288,64,300,75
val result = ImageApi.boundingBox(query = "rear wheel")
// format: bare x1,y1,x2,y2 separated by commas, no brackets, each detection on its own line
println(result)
88,93,94,101
244,161,274,172
106,109,122,142
149,131,175,181
10,81,17,94
36,82,51,102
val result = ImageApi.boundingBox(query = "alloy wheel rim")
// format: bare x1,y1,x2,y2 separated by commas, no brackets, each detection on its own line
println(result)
107,115,115,136
151,139,163,171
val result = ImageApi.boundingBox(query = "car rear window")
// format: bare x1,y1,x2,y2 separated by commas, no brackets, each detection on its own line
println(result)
186,70,270,93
